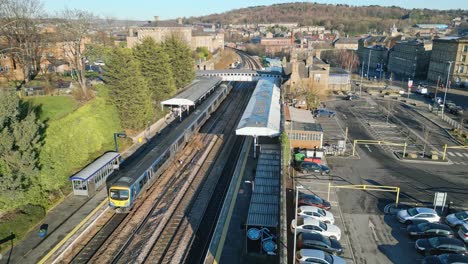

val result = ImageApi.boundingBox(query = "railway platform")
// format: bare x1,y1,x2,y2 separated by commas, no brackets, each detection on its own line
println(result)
1,189,107,264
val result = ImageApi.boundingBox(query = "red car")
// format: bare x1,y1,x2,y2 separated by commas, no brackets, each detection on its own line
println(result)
298,193,331,210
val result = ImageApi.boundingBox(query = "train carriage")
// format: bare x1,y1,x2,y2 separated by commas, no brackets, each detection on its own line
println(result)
108,82,232,213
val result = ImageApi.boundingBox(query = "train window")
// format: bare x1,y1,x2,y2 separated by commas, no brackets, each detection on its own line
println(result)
139,179,144,190
177,136,185,147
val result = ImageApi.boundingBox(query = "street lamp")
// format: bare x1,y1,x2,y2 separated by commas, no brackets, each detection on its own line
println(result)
113,132,127,152
441,61,454,118
293,185,304,263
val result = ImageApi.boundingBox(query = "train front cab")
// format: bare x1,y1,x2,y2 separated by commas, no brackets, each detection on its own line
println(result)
109,186,131,213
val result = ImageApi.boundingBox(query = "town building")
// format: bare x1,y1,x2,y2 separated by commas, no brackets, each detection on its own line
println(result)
127,17,223,52
260,37,294,56
387,40,431,79
328,68,351,91
427,36,468,87
333,37,360,50
284,106,323,149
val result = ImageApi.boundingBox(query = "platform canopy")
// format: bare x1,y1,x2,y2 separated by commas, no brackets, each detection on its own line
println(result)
160,77,222,107
70,152,120,181
236,77,281,137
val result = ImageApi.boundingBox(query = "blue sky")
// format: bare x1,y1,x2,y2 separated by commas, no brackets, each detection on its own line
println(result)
43,0,467,20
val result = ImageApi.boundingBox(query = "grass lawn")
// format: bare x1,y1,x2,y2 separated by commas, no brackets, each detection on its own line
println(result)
26,96,78,122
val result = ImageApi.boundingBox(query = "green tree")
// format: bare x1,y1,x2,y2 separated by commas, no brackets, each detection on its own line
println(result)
103,48,154,129
134,38,176,102
163,35,196,89
0,90,41,211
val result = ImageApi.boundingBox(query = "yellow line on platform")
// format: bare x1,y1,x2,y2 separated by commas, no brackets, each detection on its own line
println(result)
214,139,251,264
38,198,108,264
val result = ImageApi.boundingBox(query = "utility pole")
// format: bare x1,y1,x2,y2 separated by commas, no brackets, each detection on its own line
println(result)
366,49,372,81
360,61,364,95
434,75,440,112
441,61,453,118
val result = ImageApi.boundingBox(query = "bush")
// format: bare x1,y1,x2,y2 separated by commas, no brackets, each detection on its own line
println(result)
39,96,122,192
0,204,46,252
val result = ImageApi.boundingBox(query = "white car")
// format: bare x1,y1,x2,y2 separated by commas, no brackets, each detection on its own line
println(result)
445,211,468,227
296,249,346,264
397,207,440,224
298,206,335,224
458,223,468,243
291,217,341,240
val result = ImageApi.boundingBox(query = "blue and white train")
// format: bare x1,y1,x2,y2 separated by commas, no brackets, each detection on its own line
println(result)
107,83,232,213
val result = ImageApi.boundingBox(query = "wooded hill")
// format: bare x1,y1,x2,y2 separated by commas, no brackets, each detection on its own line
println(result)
187,2,466,34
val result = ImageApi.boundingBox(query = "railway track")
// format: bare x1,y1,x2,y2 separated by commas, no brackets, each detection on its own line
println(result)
145,83,253,264
61,82,249,264
60,51,262,264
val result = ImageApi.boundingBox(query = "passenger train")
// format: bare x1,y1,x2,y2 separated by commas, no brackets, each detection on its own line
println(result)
107,83,232,213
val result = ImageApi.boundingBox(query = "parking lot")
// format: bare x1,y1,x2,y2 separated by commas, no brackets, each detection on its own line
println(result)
295,172,356,263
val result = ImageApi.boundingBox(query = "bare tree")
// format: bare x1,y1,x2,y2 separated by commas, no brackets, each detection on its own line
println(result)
385,100,395,124
421,124,431,158
57,8,94,99
0,0,45,86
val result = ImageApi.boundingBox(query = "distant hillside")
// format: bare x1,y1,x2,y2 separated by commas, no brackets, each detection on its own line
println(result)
186,2,466,34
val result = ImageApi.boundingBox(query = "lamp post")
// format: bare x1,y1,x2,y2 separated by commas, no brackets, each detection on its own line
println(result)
366,49,372,81
441,61,453,118
359,61,364,96
293,185,304,263
113,132,127,152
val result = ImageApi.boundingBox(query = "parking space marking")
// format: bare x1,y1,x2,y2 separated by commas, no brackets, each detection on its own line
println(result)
462,153,468,158
448,152,456,157
456,152,464,157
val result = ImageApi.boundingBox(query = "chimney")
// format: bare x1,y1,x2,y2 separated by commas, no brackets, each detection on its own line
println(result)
154,16,159,22
177,17,183,25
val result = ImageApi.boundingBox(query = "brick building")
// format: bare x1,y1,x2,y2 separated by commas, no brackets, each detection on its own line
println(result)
260,37,293,55
427,36,468,87
387,40,431,79
127,17,223,52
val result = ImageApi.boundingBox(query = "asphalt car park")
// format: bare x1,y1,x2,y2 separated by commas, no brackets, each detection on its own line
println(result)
294,173,356,263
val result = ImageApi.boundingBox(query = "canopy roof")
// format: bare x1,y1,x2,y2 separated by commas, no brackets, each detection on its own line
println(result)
70,152,120,181
161,77,222,107
236,77,281,137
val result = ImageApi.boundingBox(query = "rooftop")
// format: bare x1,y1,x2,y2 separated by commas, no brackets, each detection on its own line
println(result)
291,121,323,132
70,152,120,181
235,77,281,137
160,77,222,106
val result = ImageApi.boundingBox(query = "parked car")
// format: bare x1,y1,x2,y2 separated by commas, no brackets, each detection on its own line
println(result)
434,97,444,106
422,253,468,264
457,223,468,243
298,206,335,224
448,106,464,115
407,222,454,238
291,217,341,240
425,92,436,99
297,233,343,255
445,211,468,227
296,249,346,264
397,207,440,224
298,162,330,175
415,237,467,256
298,192,331,210
313,109,336,117
345,94,359,101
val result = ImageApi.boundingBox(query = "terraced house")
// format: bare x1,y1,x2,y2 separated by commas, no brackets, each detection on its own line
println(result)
427,36,468,87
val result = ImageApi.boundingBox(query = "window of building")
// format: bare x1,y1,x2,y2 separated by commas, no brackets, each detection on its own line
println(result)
460,65,465,74
462,55,467,62
464,45,468,52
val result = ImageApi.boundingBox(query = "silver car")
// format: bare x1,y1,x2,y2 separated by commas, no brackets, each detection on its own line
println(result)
397,207,440,224
445,211,468,227
296,249,346,264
